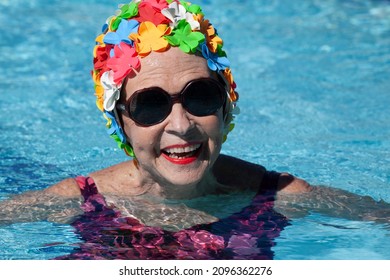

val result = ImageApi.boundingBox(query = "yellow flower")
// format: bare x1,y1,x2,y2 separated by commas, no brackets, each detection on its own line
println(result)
108,16,117,32
94,84,104,112
103,113,112,128
95,34,105,45
129,21,171,57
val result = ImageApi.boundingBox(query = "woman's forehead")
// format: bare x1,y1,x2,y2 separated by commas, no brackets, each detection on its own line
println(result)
125,47,211,93
142,47,209,75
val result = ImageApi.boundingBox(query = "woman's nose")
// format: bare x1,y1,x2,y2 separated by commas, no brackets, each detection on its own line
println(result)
165,103,194,135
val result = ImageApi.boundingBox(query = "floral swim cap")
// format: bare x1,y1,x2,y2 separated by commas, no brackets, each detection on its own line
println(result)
92,0,239,156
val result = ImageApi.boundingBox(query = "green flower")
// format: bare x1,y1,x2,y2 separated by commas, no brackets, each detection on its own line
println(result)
110,134,135,157
111,2,139,30
165,20,204,53
119,2,139,18
180,1,202,14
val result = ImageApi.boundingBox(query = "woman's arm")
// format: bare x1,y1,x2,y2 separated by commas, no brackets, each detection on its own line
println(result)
275,184,390,224
0,178,83,225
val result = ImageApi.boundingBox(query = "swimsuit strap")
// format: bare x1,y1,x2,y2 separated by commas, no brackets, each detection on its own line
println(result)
75,176,111,212
259,171,281,192
75,176,99,201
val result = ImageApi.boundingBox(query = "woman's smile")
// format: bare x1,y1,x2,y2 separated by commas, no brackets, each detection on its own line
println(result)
161,142,202,165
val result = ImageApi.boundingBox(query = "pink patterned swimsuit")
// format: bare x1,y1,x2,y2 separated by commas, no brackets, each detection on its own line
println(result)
56,171,289,260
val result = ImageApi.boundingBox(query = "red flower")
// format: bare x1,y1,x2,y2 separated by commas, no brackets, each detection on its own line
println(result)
93,45,111,72
143,0,170,10
134,2,170,26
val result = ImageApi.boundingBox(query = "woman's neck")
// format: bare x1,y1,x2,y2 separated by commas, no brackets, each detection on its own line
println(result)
133,164,219,200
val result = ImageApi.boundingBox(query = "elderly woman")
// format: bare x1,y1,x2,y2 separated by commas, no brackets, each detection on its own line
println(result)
1,0,389,260
47,0,309,199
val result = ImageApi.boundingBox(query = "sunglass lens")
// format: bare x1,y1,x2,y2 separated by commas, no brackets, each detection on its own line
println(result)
129,90,171,126
184,80,225,116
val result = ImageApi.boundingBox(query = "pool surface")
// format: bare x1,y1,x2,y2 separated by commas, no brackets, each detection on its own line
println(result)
0,0,389,259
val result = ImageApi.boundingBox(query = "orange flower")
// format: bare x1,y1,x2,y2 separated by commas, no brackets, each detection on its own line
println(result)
92,70,101,85
228,88,238,102
223,68,238,102
223,68,235,88
207,34,222,53
130,21,171,57
194,13,204,24
200,19,222,53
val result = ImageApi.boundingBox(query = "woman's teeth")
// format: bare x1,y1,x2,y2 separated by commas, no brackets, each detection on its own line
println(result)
163,144,201,158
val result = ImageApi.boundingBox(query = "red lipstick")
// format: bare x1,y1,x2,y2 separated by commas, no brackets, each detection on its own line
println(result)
161,143,202,165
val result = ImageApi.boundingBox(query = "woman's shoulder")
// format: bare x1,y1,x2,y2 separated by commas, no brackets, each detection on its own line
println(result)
88,160,143,195
45,161,137,197
213,154,266,191
213,154,311,194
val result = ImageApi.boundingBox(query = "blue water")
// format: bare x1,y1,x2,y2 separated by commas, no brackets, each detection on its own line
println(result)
1,0,389,259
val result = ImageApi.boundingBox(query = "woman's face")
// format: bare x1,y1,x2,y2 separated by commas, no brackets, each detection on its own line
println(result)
121,47,225,189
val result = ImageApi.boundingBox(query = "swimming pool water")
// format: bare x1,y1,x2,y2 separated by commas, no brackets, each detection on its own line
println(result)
0,0,389,259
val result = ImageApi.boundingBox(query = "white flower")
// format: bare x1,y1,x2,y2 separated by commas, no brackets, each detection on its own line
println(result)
101,71,121,112
161,2,200,30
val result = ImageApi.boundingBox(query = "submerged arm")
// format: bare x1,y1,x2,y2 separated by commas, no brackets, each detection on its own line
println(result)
275,185,390,224
0,179,83,225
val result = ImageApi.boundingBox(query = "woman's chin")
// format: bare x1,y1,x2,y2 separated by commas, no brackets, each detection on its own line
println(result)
160,165,207,187
155,157,210,191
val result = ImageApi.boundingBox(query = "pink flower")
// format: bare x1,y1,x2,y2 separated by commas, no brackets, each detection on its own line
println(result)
106,42,140,85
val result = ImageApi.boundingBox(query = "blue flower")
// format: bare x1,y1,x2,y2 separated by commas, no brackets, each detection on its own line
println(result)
101,23,108,33
200,42,230,71
104,19,139,47
105,110,126,143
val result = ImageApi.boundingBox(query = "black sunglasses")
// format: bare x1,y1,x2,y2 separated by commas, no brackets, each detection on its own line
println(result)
116,78,227,126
